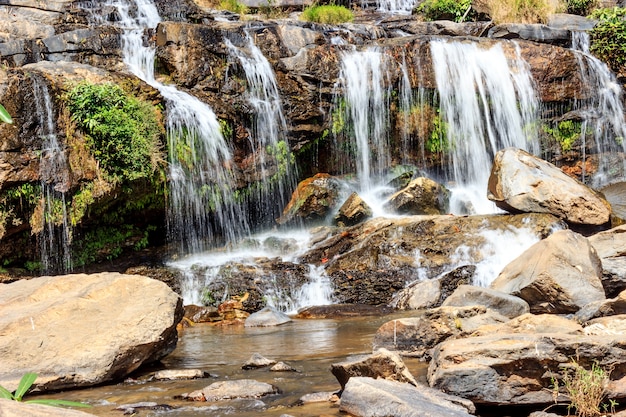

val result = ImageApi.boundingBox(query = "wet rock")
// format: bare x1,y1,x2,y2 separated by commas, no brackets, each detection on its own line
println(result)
218,299,250,321
184,305,221,323
270,362,298,372
392,265,475,310
372,306,508,360
297,391,338,404
0,398,96,417
488,148,612,226
428,333,626,405
331,348,417,390
0,273,183,393
333,192,372,227
575,289,626,322
472,313,583,337
242,353,276,369
153,369,207,380
114,402,175,414
245,306,292,327
589,224,626,297
441,284,530,319
384,177,450,215
491,229,605,314
181,379,280,401
277,173,343,226
340,377,475,417
301,213,564,306
488,23,571,46
295,304,393,318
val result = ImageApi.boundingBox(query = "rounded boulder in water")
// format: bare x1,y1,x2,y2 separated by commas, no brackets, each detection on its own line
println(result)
245,306,292,327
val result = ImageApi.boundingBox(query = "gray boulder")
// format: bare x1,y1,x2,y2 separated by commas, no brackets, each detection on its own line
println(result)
180,379,279,401
576,289,626,322
490,229,605,314
589,224,626,297
330,348,417,390
340,377,475,417
0,273,183,392
488,23,571,46
442,284,530,319
487,148,612,226
245,306,292,327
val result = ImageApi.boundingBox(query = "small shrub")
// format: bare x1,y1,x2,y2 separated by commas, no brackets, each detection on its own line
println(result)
66,82,164,183
220,0,249,14
552,360,616,417
487,0,565,23
300,4,354,24
589,7,626,76
567,0,597,15
415,0,474,22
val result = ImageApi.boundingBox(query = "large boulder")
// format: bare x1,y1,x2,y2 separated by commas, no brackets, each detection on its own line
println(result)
333,192,372,227
384,177,450,215
277,173,343,226
472,313,584,337
487,148,612,226
372,306,509,360
490,229,605,314
428,333,626,405
589,224,626,297
442,284,530,319
339,377,475,417
0,273,183,392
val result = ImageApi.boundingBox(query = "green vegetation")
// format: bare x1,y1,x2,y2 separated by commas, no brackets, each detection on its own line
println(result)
566,0,597,15
415,0,473,22
220,0,249,14
589,7,626,76
487,0,565,24
72,224,153,268
300,4,354,24
552,361,616,417
426,112,449,153
0,103,12,124
66,82,164,183
543,120,583,152
266,140,295,183
0,372,90,408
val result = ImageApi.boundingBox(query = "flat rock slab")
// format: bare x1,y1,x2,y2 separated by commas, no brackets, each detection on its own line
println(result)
339,377,475,417
0,398,96,417
0,273,183,392
181,379,279,401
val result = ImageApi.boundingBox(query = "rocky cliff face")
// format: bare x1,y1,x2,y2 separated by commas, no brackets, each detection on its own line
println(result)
0,0,623,272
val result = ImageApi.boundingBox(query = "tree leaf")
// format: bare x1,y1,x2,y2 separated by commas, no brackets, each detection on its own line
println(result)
0,103,13,124
13,372,37,401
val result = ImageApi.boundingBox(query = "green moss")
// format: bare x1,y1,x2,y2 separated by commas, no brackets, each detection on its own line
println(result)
543,120,584,152
300,4,354,24
426,111,449,154
65,82,164,184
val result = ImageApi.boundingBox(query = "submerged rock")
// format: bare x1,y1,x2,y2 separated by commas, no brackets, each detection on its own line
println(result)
0,273,183,393
491,229,605,314
242,353,276,369
488,148,612,226
181,379,279,401
153,369,208,380
245,306,292,327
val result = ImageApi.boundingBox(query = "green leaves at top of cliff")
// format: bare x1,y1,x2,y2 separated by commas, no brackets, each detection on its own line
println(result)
589,7,626,77
415,0,473,22
66,82,164,184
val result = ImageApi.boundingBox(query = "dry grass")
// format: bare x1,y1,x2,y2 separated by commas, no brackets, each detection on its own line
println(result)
486,0,565,23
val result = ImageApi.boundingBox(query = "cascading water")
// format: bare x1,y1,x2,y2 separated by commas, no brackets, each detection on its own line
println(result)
570,31,626,186
103,0,249,254
430,39,540,213
225,31,296,222
32,74,72,274
376,0,417,14
337,48,391,193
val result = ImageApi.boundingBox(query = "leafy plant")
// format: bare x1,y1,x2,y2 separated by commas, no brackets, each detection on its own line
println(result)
300,4,354,24
589,7,626,76
66,82,164,183
426,111,449,154
0,372,90,408
552,360,616,417
0,103,12,124
415,0,473,22
543,120,584,152
220,0,249,14
487,0,565,23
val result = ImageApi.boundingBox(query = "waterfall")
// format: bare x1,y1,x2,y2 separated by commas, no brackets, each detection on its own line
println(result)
103,0,249,253
225,31,296,223
337,48,391,192
32,74,72,274
571,31,626,186
430,40,540,213
376,0,417,14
